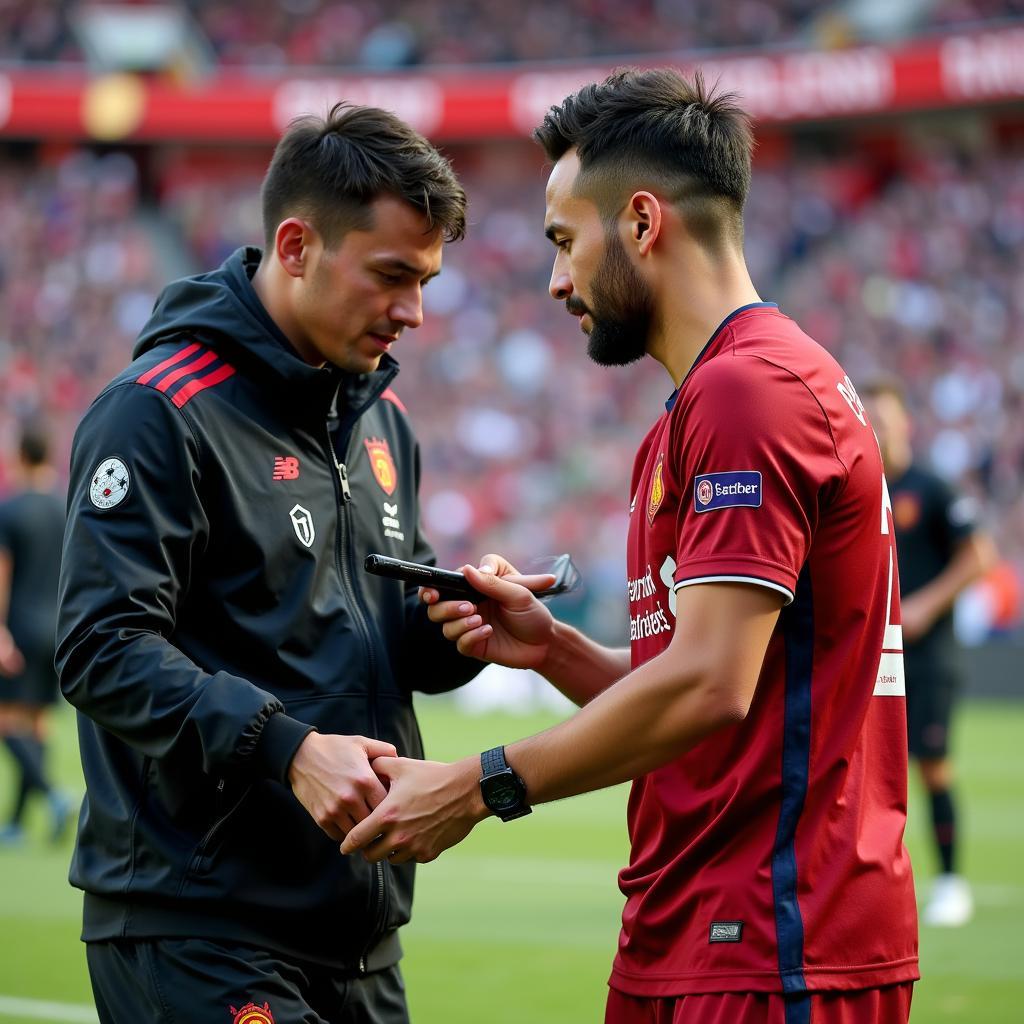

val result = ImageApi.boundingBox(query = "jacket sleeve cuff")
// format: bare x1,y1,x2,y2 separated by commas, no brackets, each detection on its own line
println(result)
250,712,316,785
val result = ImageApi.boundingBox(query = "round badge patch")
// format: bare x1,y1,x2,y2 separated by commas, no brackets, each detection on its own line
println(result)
89,457,131,510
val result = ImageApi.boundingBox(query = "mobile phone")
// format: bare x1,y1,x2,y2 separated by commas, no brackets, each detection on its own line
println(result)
363,554,479,596
363,553,580,600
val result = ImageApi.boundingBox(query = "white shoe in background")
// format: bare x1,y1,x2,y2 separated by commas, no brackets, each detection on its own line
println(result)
922,873,974,927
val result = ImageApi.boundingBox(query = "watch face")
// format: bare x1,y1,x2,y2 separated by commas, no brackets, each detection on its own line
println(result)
485,778,520,810
482,770,524,812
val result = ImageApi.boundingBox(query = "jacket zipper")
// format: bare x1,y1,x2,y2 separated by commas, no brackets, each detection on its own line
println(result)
324,424,390,975
179,778,252,894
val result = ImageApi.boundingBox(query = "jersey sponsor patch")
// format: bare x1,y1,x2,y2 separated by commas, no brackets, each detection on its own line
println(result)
693,471,762,513
89,456,131,510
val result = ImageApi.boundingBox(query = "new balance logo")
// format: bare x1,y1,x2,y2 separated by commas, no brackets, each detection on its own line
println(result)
273,457,300,481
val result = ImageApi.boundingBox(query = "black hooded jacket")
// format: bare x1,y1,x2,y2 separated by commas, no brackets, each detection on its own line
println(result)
56,247,481,971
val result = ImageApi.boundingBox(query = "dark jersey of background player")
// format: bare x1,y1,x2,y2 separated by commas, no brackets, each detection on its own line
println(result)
890,465,976,665
0,489,65,670
0,424,71,845
864,378,995,929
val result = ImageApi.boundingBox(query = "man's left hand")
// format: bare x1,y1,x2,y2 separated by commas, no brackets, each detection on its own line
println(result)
340,756,489,864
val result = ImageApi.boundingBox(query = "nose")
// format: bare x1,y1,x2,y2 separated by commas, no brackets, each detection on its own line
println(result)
549,255,572,302
391,286,424,330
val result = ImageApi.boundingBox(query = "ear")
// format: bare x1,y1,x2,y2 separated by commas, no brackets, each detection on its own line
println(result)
626,192,662,256
274,217,316,279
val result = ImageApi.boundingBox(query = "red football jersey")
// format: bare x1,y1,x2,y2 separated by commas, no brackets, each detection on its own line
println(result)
613,303,918,997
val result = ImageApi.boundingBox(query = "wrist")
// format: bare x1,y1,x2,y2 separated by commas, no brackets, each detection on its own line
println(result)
455,755,490,822
535,618,575,681
282,725,320,788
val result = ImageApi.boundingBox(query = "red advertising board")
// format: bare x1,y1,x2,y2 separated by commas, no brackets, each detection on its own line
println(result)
1,27,1023,143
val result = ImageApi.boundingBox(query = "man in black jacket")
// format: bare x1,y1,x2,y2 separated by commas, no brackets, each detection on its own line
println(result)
57,103,479,1024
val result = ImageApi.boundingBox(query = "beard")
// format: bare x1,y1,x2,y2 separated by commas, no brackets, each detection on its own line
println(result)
569,231,654,368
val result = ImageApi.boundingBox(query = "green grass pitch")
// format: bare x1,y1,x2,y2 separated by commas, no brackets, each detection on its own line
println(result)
0,698,1021,1022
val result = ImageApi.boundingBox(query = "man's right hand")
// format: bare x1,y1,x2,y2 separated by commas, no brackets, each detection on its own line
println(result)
422,554,556,670
0,625,24,677
287,732,398,841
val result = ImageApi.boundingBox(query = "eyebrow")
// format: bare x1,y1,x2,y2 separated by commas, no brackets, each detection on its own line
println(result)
377,258,441,282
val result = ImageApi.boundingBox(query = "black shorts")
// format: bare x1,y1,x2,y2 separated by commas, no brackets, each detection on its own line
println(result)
0,637,58,707
87,938,410,1024
903,647,960,760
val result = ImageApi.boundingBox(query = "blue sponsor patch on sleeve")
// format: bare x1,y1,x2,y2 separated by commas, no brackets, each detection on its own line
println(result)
694,471,762,513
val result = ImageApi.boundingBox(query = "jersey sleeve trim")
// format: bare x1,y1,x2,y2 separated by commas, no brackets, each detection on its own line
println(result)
674,574,795,605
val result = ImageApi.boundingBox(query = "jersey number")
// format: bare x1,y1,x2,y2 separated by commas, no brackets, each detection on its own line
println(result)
874,474,906,696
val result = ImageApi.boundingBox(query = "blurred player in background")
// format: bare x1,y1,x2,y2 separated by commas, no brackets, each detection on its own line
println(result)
864,377,996,928
56,104,480,1024
344,69,919,1023
0,423,71,845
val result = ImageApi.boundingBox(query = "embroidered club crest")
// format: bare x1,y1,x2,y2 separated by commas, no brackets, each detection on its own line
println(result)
893,492,921,531
229,1002,275,1024
647,453,665,525
364,437,397,496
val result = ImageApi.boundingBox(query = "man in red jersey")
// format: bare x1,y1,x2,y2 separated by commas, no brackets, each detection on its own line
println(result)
343,69,918,1023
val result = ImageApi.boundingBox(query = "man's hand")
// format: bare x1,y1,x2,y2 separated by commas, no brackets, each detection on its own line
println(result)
900,591,937,644
287,732,398,842
422,554,556,669
0,626,24,677
340,755,488,864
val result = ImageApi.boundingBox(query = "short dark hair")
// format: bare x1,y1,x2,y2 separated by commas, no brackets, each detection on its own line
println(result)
19,423,50,467
533,68,754,250
860,373,908,407
261,102,466,249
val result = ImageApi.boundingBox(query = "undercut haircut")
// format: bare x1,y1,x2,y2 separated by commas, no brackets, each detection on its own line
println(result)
861,374,908,408
534,68,754,252
261,102,466,249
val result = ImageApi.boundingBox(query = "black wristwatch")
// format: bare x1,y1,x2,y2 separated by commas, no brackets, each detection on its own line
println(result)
479,746,532,822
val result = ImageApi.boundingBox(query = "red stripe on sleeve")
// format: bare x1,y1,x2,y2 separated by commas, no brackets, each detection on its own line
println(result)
381,388,407,413
154,350,218,394
136,342,202,386
172,364,237,409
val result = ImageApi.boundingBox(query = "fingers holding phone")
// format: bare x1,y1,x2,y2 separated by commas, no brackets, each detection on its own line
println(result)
424,558,557,668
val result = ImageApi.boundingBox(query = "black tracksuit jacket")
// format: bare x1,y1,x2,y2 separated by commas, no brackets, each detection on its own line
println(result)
56,247,481,972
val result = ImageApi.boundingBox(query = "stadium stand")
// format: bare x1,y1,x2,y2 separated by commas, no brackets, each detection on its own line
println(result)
2,128,1023,642
1,2,1023,643
2,0,1023,69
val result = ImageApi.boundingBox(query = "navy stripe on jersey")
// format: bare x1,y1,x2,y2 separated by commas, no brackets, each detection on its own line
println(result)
135,343,236,409
772,565,814,994
785,993,811,1024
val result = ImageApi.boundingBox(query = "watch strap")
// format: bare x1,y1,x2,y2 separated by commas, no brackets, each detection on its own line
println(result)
481,745,508,777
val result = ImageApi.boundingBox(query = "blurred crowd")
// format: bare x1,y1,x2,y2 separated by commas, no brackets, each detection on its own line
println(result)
0,149,163,490
4,0,1024,70
3,130,1024,642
